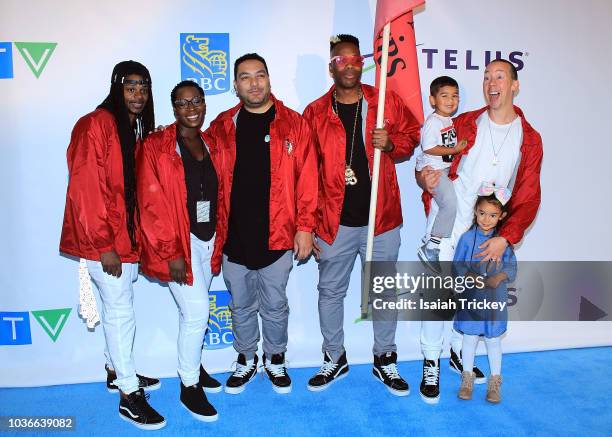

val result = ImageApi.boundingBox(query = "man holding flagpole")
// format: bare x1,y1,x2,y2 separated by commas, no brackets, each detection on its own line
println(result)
303,34,420,394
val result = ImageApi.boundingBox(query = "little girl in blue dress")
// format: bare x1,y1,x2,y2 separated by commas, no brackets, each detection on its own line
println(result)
453,182,516,403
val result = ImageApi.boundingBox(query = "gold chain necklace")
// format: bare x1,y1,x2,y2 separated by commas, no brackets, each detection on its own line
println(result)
333,90,362,186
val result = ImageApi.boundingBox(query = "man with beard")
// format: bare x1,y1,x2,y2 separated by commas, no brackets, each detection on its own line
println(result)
203,53,317,395
302,34,420,395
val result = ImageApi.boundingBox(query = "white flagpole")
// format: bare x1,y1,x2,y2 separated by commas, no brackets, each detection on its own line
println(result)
361,21,391,319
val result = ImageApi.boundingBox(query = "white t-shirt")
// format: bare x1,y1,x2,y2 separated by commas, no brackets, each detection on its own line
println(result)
415,112,457,171
451,113,523,245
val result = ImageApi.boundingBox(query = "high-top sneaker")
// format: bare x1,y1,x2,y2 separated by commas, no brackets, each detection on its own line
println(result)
263,353,292,394
225,354,258,395
106,365,160,393
417,244,442,274
307,351,349,392
180,381,218,422
372,352,409,396
199,364,222,394
118,389,166,430
419,359,440,404
449,348,486,384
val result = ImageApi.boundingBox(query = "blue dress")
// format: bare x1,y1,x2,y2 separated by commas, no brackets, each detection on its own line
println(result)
452,226,517,338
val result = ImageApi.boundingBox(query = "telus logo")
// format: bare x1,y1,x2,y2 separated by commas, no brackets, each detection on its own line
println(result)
420,48,525,71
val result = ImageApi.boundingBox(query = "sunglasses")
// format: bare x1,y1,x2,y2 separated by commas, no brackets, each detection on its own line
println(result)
330,55,365,68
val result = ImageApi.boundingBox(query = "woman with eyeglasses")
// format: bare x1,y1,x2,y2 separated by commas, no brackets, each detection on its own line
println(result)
137,80,223,423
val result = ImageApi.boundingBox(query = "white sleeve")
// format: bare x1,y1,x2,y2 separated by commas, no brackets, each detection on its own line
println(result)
420,117,444,151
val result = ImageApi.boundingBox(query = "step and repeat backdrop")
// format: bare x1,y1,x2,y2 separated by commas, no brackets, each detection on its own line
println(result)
1,0,611,387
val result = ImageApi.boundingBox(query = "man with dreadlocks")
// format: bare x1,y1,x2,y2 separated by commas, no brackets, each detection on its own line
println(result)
60,61,165,430
302,34,420,395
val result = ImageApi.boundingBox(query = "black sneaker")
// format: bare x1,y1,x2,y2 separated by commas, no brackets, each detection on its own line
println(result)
106,365,160,393
118,389,166,430
307,351,349,392
263,353,292,394
225,354,258,394
180,382,218,422
372,352,409,396
199,364,222,394
449,349,486,384
419,359,440,404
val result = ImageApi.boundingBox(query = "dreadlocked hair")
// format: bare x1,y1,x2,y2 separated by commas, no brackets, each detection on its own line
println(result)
97,60,155,249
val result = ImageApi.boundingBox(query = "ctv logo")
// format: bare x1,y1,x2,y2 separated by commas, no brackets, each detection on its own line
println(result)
0,41,57,79
0,308,71,345
204,290,233,349
419,48,525,72
180,33,229,95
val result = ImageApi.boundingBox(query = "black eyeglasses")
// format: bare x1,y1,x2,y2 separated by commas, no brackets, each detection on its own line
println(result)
174,96,205,109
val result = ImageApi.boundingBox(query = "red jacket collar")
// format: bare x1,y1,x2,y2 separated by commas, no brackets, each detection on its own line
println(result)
320,83,377,113
456,105,539,146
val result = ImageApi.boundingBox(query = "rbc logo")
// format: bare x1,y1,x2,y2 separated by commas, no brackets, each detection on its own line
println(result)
180,33,229,95
204,290,233,349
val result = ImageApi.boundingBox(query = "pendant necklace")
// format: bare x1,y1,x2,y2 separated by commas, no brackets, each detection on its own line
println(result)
488,116,516,166
333,90,362,186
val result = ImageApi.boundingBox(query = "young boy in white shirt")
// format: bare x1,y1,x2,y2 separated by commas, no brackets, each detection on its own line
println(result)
416,76,466,272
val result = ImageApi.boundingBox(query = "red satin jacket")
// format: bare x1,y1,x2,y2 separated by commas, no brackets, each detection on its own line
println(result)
202,94,318,269
60,108,139,262
303,84,421,245
136,123,226,284
421,106,543,245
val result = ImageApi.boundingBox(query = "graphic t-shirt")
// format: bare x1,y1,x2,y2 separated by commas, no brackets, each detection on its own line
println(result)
415,112,456,171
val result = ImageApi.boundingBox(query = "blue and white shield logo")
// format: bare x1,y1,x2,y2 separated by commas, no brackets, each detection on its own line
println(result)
204,290,233,349
180,33,230,95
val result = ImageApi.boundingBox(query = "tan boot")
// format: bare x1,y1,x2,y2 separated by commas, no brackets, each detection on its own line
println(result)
486,375,502,403
458,371,474,400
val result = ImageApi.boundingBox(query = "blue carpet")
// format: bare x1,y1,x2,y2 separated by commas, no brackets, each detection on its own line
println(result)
1,347,610,436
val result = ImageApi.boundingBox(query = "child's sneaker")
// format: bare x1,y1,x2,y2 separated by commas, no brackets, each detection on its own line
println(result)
458,371,474,400
486,375,502,403
417,244,442,274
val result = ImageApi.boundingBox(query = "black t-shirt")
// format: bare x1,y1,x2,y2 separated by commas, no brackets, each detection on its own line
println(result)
334,96,371,227
223,105,286,269
178,135,218,242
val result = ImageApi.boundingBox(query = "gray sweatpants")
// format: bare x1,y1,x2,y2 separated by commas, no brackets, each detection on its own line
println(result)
317,225,401,361
222,251,293,360
431,168,457,238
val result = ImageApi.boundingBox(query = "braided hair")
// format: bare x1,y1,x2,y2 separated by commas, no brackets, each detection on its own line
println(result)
97,60,155,249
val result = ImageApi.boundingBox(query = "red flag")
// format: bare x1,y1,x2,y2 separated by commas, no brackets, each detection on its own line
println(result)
374,0,425,124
